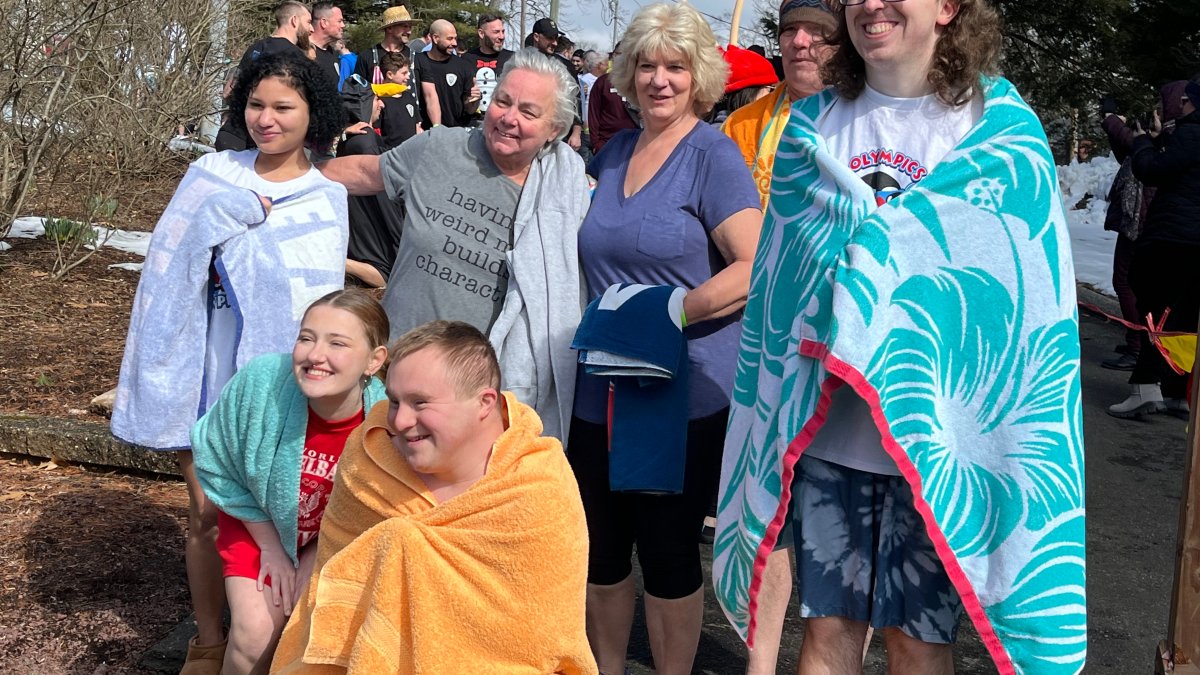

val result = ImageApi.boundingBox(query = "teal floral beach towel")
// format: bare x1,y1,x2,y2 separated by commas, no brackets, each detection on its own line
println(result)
714,78,1085,675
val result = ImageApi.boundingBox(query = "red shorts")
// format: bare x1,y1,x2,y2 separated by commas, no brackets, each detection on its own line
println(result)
216,510,272,587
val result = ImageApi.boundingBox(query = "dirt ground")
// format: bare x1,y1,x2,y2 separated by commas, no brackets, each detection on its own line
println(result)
0,456,189,674
0,162,189,673
1,157,180,420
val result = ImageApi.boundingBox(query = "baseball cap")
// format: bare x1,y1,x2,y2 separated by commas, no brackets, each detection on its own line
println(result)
532,18,560,38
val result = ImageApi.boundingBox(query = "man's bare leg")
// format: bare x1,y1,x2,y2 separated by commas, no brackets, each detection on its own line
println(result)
798,616,869,675
747,547,793,674
882,627,953,675
178,451,227,646
644,586,704,675
585,575,636,674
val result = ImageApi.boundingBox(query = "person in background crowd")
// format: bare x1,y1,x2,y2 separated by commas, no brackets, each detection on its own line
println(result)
708,45,777,125
1098,82,1188,374
573,48,586,74
570,5,762,673
579,50,606,152
309,2,346,88
587,41,640,154
722,0,836,207
416,19,479,128
192,290,388,675
528,18,584,150
270,321,598,675
716,0,1087,669
338,77,403,290
315,48,589,441
1108,78,1200,419
334,38,357,91
112,51,350,675
464,14,515,117
215,1,312,151
377,51,423,149
354,5,416,84
691,39,797,675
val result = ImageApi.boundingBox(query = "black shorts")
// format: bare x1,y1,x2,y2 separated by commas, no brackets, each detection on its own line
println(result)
567,409,727,599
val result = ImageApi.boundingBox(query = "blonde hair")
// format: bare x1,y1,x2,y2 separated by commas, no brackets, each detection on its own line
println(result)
388,320,501,398
610,3,728,117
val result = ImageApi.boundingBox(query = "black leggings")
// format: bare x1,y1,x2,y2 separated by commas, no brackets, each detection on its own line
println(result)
567,409,727,599
1128,241,1200,399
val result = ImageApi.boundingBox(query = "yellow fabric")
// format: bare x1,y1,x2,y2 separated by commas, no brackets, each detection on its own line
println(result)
271,393,597,675
1160,334,1196,374
721,84,791,208
371,82,407,98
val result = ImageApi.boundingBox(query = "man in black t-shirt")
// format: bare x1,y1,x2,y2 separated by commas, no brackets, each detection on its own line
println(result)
415,19,478,128
462,14,514,118
354,5,417,84
310,2,345,89
215,1,312,151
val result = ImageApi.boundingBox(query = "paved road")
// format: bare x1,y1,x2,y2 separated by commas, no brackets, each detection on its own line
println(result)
620,311,1188,674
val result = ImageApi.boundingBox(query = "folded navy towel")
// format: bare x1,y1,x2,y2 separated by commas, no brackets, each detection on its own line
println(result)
573,284,688,493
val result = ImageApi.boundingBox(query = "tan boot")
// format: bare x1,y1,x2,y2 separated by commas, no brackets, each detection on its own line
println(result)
179,635,226,675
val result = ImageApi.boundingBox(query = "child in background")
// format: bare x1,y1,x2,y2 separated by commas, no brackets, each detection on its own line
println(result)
376,51,423,149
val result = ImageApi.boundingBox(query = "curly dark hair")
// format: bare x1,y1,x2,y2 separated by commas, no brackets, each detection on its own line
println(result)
228,51,348,147
821,0,1002,107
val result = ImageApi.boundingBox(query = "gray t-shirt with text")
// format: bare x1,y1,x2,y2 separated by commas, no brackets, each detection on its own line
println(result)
378,126,522,339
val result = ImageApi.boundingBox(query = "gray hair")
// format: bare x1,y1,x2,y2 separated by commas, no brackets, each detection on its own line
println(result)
583,50,606,72
499,47,578,139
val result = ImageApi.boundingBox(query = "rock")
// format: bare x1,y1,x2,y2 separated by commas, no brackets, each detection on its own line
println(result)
89,387,116,417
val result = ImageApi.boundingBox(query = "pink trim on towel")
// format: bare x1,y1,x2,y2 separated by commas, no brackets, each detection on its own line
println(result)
783,339,1017,675
743,347,844,647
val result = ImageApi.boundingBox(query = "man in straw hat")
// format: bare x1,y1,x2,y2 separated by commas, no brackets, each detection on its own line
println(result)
353,5,417,85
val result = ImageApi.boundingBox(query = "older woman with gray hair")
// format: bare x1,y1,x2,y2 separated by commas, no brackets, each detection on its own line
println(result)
318,47,588,441
566,3,762,673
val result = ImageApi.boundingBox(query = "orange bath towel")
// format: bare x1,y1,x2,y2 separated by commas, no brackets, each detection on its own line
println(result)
271,392,596,674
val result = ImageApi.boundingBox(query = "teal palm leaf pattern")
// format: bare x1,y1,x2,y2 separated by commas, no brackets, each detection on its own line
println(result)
714,79,1086,675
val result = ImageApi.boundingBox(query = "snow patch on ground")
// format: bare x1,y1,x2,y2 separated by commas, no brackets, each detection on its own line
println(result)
5,216,148,271
1058,155,1119,296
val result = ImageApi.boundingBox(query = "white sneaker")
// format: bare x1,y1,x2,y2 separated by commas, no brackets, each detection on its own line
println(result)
1107,384,1165,419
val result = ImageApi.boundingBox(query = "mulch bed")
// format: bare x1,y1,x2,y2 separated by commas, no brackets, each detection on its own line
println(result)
0,238,143,419
0,160,189,673
0,455,189,673
1,153,181,419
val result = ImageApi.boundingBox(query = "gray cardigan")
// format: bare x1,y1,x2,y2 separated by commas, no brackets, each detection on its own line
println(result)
489,142,590,443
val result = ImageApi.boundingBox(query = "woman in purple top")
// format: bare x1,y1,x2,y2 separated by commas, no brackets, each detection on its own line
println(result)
567,4,762,673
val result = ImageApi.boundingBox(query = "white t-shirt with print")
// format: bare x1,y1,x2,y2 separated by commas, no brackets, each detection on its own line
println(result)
805,85,982,476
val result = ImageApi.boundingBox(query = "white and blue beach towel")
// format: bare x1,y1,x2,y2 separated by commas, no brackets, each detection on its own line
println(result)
573,283,689,493
714,78,1086,674
112,164,348,451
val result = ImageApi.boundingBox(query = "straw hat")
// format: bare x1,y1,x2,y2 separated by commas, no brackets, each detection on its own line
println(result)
381,6,414,29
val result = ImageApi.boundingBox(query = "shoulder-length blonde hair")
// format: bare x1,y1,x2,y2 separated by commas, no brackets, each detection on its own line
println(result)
610,3,728,117
822,0,1001,106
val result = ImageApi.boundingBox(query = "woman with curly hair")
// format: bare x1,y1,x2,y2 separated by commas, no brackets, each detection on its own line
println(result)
715,0,1086,671
112,51,350,675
